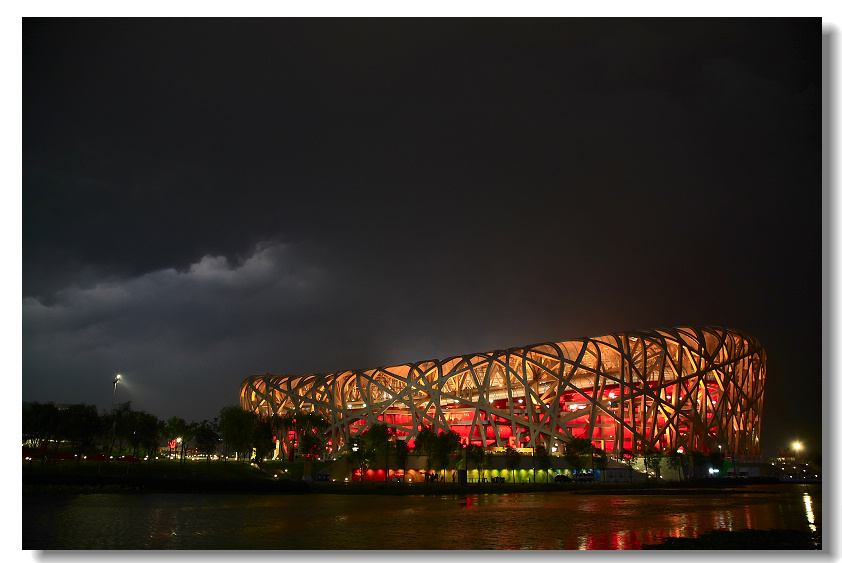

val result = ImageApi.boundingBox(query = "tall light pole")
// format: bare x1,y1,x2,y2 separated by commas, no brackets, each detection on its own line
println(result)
111,373,122,412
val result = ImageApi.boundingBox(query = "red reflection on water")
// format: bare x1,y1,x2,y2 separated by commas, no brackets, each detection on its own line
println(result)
561,493,792,549
458,495,476,509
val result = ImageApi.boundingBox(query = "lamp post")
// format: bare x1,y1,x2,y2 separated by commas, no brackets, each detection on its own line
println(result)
111,374,122,412
793,441,802,462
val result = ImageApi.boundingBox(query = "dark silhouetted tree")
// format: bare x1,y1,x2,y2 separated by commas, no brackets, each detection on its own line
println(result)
129,410,162,460
62,404,103,464
667,450,685,481
346,434,374,481
466,444,487,481
295,412,330,459
434,430,462,482
564,437,593,476
643,449,662,479
505,446,522,483
164,416,190,462
393,439,410,482
592,447,608,482
194,419,220,463
413,425,438,480
535,444,553,482
253,417,274,461
218,406,257,462
104,401,133,455
23,402,59,456
366,423,391,481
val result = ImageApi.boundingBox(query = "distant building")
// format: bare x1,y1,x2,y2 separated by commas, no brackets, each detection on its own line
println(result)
240,326,765,459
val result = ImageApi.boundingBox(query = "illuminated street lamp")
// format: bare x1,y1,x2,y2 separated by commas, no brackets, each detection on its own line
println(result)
111,373,122,412
793,441,802,461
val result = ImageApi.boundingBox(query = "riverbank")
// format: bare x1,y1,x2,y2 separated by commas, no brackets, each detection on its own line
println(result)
24,467,790,496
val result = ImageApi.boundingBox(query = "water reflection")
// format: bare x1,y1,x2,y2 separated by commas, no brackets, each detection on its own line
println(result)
803,492,816,532
712,509,735,531
458,495,476,509
23,484,820,550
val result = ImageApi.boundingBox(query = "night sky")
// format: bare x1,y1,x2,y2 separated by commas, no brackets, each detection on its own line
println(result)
22,18,822,457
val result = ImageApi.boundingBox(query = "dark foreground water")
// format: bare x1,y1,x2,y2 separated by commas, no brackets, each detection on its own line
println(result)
23,484,820,550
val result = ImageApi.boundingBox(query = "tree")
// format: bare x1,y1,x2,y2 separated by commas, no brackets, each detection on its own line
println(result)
61,404,103,464
667,450,685,481
130,410,163,460
194,419,220,463
346,434,374,481
294,412,330,459
411,426,461,482
592,447,608,482
563,438,593,476
413,425,438,481
104,402,134,456
535,444,553,483
164,416,189,462
23,402,60,456
274,412,296,460
183,421,199,460
504,446,522,483
218,406,257,462
365,423,391,481
643,449,662,479
345,423,397,482
125,410,156,458
252,417,275,461
413,425,437,457
466,444,488,481
393,439,410,482
434,430,462,482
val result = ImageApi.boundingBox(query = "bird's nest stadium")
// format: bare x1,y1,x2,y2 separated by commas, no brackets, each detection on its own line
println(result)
240,326,765,458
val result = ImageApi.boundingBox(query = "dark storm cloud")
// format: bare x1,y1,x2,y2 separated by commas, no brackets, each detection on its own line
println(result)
23,241,330,413
23,18,821,452
24,18,816,296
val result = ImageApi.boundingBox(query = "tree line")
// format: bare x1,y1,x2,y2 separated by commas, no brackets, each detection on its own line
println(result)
23,401,726,480
22,401,276,464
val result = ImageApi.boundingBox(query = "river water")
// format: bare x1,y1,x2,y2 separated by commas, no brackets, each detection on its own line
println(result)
23,484,820,550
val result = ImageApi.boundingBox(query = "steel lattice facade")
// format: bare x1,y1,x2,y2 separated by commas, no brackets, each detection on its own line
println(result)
240,326,765,458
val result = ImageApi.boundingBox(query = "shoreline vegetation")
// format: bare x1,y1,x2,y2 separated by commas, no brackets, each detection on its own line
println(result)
22,458,808,495
23,457,796,495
